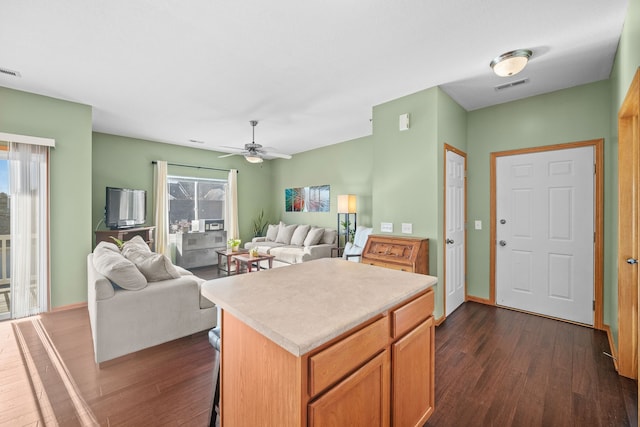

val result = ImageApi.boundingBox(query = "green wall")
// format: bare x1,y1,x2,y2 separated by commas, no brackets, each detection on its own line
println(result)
272,135,373,230
0,86,92,308
92,133,275,249
466,81,611,303
608,0,640,345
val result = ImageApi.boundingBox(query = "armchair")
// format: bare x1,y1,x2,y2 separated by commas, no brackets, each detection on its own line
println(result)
342,226,373,262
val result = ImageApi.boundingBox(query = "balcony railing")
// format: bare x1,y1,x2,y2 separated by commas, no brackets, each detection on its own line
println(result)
0,235,10,316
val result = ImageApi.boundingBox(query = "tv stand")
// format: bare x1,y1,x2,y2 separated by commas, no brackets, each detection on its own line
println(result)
95,226,156,251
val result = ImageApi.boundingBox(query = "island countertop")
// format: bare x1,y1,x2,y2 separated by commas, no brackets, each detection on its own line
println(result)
200,257,437,356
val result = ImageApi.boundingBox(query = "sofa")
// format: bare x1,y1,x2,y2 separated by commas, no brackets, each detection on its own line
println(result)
87,236,216,364
244,221,338,264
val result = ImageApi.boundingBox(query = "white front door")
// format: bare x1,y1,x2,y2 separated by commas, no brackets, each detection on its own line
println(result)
445,148,466,316
496,146,594,325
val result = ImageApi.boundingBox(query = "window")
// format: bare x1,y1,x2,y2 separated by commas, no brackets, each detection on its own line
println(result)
168,176,226,234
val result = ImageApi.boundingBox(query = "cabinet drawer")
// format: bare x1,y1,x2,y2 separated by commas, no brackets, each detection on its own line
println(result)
309,316,389,397
364,260,413,272
391,290,434,338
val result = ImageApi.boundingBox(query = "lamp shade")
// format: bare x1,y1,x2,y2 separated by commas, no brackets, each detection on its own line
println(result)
337,194,357,213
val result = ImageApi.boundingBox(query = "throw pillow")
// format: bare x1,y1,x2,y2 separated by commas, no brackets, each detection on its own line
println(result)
303,227,324,247
136,253,182,282
93,242,147,290
121,235,151,258
290,224,310,246
265,223,279,242
123,248,182,282
321,228,337,245
275,223,298,244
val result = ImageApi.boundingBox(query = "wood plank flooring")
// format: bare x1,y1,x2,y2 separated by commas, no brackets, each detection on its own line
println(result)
0,298,636,426
424,302,637,427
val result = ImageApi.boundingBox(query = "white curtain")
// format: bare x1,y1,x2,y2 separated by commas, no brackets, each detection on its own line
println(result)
9,142,48,319
154,161,169,255
226,169,239,240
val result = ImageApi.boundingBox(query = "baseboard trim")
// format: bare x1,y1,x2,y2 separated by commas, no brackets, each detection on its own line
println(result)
51,302,87,312
466,295,493,305
602,324,619,372
435,315,446,326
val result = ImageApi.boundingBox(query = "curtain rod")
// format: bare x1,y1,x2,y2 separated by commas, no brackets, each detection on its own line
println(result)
151,161,237,173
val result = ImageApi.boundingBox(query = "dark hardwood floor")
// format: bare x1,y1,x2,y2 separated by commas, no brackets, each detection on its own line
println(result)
1,295,636,426
425,302,637,427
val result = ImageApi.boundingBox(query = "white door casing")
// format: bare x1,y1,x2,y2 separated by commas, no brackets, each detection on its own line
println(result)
445,149,466,316
495,146,594,325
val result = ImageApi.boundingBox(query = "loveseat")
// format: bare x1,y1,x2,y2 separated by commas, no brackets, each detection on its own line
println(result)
244,221,337,264
87,236,216,364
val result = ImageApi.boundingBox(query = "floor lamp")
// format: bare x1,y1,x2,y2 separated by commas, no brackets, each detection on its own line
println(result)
337,194,357,248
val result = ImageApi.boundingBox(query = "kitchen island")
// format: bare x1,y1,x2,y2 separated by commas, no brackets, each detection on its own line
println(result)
201,257,438,427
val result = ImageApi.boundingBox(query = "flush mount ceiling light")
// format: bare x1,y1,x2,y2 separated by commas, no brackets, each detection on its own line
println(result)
490,49,533,77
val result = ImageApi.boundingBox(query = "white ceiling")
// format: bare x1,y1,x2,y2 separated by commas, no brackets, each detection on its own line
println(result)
0,0,629,158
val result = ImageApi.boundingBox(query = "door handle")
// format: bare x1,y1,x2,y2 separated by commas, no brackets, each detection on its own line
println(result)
446,238,454,244
627,258,638,265
499,240,507,247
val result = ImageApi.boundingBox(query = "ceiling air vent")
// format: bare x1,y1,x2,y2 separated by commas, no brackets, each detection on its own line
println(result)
494,78,529,91
0,67,21,78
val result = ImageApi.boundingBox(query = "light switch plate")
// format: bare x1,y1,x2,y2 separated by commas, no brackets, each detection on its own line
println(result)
401,223,412,234
475,220,482,230
381,222,393,233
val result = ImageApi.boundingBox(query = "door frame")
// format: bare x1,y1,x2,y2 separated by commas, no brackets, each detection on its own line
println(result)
443,144,467,318
617,68,640,379
489,139,604,330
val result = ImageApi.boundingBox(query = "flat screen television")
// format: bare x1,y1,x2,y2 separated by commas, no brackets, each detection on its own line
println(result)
105,187,146,229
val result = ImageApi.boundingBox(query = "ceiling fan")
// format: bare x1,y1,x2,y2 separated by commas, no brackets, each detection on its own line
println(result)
217,120,292,164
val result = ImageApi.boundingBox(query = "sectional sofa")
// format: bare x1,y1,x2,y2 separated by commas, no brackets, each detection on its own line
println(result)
244,221,337,264
87,236,216,363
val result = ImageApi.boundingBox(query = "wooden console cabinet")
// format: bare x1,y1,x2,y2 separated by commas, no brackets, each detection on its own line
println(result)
361,235,429,274
95,226,155,250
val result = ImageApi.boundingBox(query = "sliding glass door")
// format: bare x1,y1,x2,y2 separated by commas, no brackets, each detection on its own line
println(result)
0,135,51,321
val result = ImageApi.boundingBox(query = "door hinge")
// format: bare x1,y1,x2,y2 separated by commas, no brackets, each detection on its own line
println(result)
593,300,596,311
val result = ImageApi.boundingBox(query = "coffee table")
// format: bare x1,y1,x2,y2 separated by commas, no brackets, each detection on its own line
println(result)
232,252,276,273
216,248,249,274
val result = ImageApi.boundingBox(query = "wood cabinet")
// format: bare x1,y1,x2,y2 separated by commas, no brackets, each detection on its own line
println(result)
94,226,155,250
219,288,435,426
361,235,429,275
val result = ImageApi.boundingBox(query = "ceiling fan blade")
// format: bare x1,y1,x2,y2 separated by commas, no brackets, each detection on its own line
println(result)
265,151,292,160
218,152,241,158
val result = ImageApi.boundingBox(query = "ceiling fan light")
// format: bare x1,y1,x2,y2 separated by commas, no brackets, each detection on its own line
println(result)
245,154,263,163
490,49,532,77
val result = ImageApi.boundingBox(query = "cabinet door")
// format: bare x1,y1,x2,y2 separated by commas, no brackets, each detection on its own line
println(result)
392,317,434,427
308,350,390,427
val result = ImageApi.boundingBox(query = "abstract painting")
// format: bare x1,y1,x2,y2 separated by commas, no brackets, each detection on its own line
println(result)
285,185,330,212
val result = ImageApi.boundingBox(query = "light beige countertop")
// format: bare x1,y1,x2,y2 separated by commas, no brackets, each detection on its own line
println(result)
201,258,437,356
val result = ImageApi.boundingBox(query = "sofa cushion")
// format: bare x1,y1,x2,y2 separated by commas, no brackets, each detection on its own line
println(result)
321,228,337,245
276,223,298,244
249,241,286,254
304,227,325,247
269,246,306,264
290,224,310,246
265,223,279,242
93,242,148,290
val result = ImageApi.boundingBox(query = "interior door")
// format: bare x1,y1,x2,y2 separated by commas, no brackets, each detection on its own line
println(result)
445,147,466,316
495,146,594,325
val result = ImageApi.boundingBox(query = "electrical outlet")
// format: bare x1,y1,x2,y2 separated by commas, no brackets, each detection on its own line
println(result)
402,223,412,234
475,220,482,230
381,222,393,233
